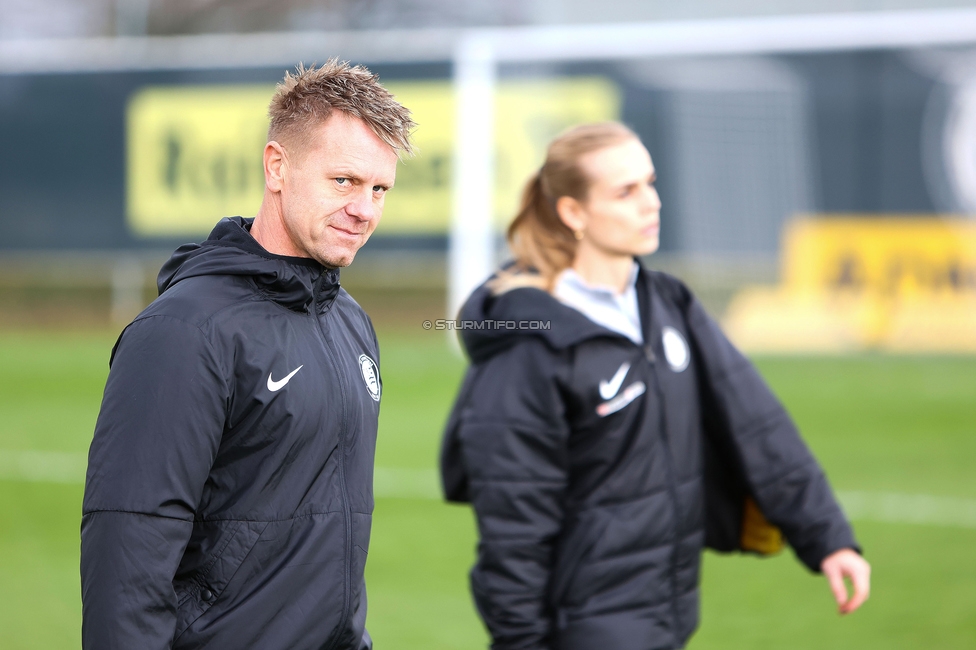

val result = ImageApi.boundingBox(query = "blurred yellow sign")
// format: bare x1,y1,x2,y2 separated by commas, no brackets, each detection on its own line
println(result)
126,78,619,237
723,217,976,353
126,86,272,237
782,218,976,296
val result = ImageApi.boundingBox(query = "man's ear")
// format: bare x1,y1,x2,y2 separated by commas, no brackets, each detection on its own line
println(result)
555,195,586,233
264,141,286,192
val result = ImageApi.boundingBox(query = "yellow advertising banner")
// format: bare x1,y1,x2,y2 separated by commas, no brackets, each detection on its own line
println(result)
126,77,620,237
723,217,976,353
782,218,976,297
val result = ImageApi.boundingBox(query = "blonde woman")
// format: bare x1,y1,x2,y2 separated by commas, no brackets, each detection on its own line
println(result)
440,122,869,650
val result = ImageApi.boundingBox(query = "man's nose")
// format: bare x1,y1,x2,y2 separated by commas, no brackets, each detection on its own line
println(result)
345,188,378,222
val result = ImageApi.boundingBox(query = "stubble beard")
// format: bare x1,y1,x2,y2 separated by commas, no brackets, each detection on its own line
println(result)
311,234,367,269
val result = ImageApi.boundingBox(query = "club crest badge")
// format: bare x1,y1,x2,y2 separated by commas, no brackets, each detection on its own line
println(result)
359,354,381,401
661,326,690,372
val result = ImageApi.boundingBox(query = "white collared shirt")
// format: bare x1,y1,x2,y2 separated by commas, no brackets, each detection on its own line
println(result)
553,262,643,345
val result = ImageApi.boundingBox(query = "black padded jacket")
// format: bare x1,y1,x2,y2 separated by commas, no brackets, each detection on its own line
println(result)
440,265,858,650
81,217,380,649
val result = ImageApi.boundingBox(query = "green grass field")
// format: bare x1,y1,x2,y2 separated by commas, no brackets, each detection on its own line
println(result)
1,329,974,648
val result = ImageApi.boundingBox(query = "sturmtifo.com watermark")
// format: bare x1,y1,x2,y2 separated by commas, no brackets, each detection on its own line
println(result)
423,319,551,331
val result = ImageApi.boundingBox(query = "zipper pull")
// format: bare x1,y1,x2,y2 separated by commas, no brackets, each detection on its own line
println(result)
644,345,656,363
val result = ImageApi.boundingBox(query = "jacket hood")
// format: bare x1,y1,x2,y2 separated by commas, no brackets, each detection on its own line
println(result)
157,217,339,313
459,270,629,363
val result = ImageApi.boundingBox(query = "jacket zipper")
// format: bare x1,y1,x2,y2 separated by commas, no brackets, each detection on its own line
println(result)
648,357,683,639
314,297,355,650
639,278,683,638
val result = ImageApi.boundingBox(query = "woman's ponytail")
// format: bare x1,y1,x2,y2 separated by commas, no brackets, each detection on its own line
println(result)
491,122,639,294
508,170,576,287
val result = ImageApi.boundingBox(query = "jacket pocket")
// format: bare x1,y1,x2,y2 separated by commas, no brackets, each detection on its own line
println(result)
173,520,269,640
549,510,604,608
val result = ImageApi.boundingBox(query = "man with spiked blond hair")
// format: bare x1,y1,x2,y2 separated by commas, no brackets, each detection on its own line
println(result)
81,60,414,649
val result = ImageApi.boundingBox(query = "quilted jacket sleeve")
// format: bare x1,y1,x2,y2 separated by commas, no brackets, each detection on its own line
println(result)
81,315,229,649
450,338,569,650
680,282,859,572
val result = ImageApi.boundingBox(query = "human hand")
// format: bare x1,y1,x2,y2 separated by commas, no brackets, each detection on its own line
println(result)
820,548,871,615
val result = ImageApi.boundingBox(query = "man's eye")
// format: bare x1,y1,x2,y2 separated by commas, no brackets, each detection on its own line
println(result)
373,186,387,194
336,178,349,186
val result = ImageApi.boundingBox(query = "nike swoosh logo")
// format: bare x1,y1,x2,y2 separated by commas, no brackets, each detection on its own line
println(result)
598,362,631,400
596,381,646,417
267,365,303,392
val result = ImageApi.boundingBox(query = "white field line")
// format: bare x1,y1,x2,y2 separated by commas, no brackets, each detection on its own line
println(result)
0,450,88,484
0,450,447,497
837,490,976,530
3,450,975,529
373,467,442,500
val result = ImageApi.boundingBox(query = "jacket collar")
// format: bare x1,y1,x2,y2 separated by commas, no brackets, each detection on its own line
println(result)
157,217,340,313
458,261,652,363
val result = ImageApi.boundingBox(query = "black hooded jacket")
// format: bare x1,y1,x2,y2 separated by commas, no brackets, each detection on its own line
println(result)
81,217,380,650
440,265,857,650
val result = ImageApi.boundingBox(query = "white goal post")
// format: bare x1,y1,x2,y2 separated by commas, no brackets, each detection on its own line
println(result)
445,7,976,320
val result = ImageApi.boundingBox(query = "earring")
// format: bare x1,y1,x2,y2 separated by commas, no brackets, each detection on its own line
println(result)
574,229,584,241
